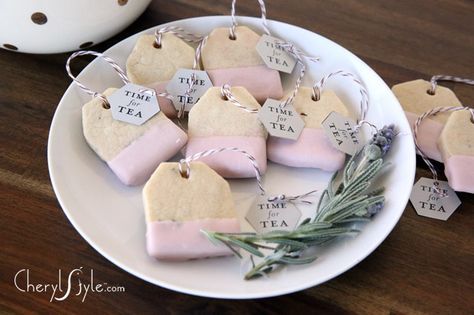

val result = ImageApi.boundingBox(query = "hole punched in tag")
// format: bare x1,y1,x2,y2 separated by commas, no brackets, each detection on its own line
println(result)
220,84,230,101
153,27,165,49
66,51,132,111
179,161,190,179
102,100,111,110
228,0,271,40
67,50,163,125
153,26,205,50
153,28,167,49
392,75,473,163
311,84,322,101
427,74,474,96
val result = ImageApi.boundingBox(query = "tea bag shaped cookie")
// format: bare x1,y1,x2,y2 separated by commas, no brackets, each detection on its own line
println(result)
392,79,462,162
82,88,188,186
187,86,267,178
438,110,474,193
143,162,240,260
267,87,349,171
201,26,283,103
126,33,195,117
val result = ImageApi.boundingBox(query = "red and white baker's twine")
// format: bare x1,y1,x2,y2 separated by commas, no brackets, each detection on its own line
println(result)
152,26,209,117
154,25,207,71
428,75,474,95
230,0,270,39
154,26,204,48
220,84,259,113
219,43,320,113
312,70,369,126
177,72,197,119
193,35,208,70
413,106,474,194
230,0,320,108
218,0,321,112
233,0,322,109
279,42,320,108
179,147,265,193
66,51,131,107
179,147,317,203
195,0,271,69
66,50,174,107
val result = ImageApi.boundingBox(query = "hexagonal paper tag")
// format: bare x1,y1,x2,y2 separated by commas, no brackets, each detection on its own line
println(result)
410,177,461,221
166,68,213,112
246,194,302,234
108,83,160,126
256,34,296,74
258,99,305,140
321,111,362,155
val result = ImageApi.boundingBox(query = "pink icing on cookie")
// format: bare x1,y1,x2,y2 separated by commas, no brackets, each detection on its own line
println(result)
146,218,240,260
405,111,444,162
107,119,187,186
444,155,474,193
206,65,283,103
185,136,267,178
267,128,346,172
147,81,178,118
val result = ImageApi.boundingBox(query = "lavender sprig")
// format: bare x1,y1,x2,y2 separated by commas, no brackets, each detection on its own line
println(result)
203,125,396,279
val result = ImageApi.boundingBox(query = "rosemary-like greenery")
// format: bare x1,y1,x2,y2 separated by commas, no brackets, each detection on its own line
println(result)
202,125,396,280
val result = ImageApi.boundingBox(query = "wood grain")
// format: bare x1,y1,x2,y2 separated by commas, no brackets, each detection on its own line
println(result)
1,1,473,314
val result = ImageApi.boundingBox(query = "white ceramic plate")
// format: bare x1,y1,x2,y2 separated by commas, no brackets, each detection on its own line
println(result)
48,16,415,299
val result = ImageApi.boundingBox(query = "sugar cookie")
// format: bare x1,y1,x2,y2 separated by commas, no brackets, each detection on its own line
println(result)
143,162,240,260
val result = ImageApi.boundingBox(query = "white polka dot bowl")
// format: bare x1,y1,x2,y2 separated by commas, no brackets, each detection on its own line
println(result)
0,0,152,54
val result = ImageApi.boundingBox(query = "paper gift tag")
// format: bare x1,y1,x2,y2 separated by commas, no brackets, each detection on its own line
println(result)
392,79,462,162
410,177,461,220
322,111,361,155
246,194,302,233
126,34,195,85
267,87,354,171
82,88,188,186
201,26,283,103
108,83,160,126
143,162,240,260
256,34,296,73
258,99,304,140
186,86,268,178
438,110,474,193
166,68,213,112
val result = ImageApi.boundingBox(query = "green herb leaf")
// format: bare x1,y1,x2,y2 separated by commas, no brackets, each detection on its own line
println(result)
203,125,396,280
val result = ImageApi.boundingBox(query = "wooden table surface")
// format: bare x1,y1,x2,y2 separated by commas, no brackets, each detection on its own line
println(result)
1,0,473,314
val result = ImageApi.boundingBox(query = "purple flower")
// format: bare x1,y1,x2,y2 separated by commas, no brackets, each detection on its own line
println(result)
366,201,384,217
369,124,396,157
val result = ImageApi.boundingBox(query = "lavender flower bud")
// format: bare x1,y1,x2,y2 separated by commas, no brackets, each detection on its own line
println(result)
370,124,396,157
375,135,387,146
366,201,384,217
